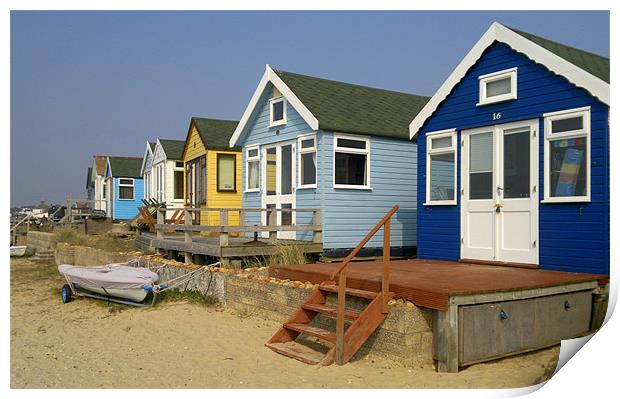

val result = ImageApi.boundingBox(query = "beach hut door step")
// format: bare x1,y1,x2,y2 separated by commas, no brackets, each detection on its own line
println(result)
265,283,393,365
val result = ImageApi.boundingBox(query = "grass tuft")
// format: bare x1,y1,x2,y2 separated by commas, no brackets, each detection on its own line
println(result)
157,290,221,307
52,228,136,253
243,243,309,268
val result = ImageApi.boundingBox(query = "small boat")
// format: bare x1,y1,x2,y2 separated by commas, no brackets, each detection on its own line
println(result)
58,264,159,304
10,246,27,257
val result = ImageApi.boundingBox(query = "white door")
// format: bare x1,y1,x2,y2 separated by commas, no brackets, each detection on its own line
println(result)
262,141,296,239
461,119,538,264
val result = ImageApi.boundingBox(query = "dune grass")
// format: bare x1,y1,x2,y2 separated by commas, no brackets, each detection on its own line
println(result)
244,243,309,269
52,228,137,253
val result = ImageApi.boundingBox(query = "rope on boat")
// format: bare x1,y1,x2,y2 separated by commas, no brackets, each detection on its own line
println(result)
151,262,220,293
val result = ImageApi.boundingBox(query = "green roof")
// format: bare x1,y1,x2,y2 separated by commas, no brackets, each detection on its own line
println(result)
148,142,156,152
86,167,93,189
192,117,239,151
509,27,609,83
274,70,430,139
158,139,185,160
108,157,143,178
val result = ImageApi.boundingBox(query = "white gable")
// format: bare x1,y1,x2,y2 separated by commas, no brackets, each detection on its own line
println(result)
229,64,319,147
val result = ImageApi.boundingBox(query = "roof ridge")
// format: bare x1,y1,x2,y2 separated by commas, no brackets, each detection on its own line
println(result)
274,68,430,100
507,25,609,61
191,116,239,124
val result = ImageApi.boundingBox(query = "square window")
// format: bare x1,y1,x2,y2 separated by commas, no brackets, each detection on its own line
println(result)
543,107,591,202
333,135,370,189
425,130,456,205
478,68,517,106
217,154,236,192
270,97,287,126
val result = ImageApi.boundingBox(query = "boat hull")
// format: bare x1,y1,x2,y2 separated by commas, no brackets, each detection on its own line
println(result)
76,284,149,303
10,246,27,257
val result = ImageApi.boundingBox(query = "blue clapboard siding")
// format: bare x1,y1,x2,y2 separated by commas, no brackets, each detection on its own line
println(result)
113,177,144,220
320,131,417,251
240,82,418,252
417,42,609,275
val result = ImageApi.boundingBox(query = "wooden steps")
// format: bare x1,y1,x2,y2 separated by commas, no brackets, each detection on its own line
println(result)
266,282,393,366
265,341,325,365
265,205,399,366
301,303,360,320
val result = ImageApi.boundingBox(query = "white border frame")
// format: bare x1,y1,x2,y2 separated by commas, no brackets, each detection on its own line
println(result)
245,144,261,193
542,106,591,203
477,67,518,106
410,22,609,139
424,128,457,206
118,177,135,201
333,133,371,190
173,160,184,200
269,96,287,127
297,132,317,189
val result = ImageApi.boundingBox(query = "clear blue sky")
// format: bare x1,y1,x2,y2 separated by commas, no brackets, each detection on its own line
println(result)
10,11,609,206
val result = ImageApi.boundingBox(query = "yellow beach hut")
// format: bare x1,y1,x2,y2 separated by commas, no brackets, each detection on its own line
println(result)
181,117,241,227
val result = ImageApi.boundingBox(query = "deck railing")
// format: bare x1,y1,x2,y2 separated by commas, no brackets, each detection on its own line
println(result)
154,207,322,262
327,204,399,365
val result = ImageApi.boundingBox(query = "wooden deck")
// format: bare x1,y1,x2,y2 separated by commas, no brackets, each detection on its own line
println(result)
270,259,607,311
137,231,323,259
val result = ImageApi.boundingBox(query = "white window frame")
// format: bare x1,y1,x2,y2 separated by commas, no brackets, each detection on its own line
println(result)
425,129,457,206
118,178,135,201
245,145,261,192
297,133,317,189
269,96,287,127
542,106,591,203
333,133,371,190
173,161,184,200
477,67,518,106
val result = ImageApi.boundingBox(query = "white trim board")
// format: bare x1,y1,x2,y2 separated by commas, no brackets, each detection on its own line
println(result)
409,22,609,139
229,64,319,148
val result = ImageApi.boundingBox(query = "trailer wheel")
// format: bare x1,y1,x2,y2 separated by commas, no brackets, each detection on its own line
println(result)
61,284,72,304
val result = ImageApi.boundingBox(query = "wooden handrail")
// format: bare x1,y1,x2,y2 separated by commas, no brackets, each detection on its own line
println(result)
329,205,399,280
332,204,399,365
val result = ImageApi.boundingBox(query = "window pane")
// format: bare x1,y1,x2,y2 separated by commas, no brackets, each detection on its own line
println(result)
301,152,316,185
119,178,133,185
470,132,493,172
266,148,276,195
551,116,583,133
248,160,259,189
119,186,134,199
301,138,315,149
174,170,184,199
335,152,367,186
470,173,493,200
486,77,511,97
217,154,236,191
175,161,184,168
281,203,292,226
281,145,293,195
431,136,452,149
272,100,284,122
248,148,258,158
504,131,530,199
430,152,455,201
550,137,588,197
337,138,366,150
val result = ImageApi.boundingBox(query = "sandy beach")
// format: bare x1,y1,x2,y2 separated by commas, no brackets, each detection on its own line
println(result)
11,257,560,389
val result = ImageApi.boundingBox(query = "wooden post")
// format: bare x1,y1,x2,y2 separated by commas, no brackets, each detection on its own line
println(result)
313,209,322,243
382,218,391,314
434,305,460,373
219,209,229,247
268,208,277,242
335,270,347,365
156,208,164,255
184,209,192,265
66,194,73,224
238,209,245,238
